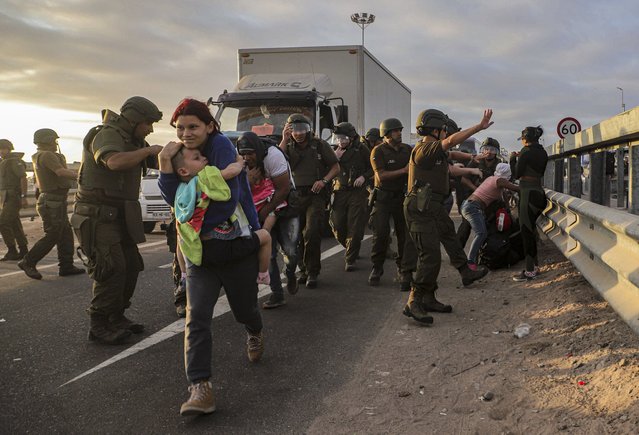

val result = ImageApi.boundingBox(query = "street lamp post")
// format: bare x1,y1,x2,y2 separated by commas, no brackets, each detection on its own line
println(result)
617,87,626,112
350,12,375,46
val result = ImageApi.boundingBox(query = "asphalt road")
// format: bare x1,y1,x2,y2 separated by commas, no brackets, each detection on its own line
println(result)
0,225,400,434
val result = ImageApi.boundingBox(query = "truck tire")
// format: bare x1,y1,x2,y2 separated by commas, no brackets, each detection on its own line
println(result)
143,221,156,234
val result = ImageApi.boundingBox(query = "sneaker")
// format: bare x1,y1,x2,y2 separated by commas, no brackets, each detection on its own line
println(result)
286,271,299,295
305,274,318,289
247,331,264,362
18,260,43,280
180,380,216,416
262,293,286,309
257,271,270,285
467,262,478,271
512,270,538,282
460,264,489,286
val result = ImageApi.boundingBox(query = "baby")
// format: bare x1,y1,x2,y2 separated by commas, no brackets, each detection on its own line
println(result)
172,146,272,284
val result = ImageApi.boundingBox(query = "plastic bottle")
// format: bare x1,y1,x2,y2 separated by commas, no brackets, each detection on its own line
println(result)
513,323,531,338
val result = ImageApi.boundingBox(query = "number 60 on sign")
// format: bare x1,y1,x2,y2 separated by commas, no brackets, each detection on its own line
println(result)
557,117,581,139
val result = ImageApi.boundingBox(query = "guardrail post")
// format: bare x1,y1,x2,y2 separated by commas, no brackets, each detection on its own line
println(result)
544,162,553,189
567,156,582,197
630,145,639,215
616,148,625,208
553,159,564,193
589,151,605,205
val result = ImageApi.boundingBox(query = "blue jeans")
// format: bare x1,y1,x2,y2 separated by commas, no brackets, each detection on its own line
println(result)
268,215,300,297
461,199,487,264
184,240,262,383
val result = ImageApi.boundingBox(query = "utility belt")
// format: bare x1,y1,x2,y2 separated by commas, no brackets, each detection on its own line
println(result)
39,191,68,202
70,200,145,267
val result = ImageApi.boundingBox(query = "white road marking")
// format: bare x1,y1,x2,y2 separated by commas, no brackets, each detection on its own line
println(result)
60,235,370,387
0,240,169,279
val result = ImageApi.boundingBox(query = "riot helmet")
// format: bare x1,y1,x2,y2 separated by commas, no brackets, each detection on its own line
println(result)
446,118,461,134
480,137,500,155
379,118,403,137
33,128,59,147
120,96,163,125
365,128,381,142
0,139,14,151
287,113,312,133
416,109,448,136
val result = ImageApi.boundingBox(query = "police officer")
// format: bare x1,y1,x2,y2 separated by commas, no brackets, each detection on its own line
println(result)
278,114,339,288
72,96,163,344
0,139,29,261
403,109,493,324
457,137,504,246
368,118,416,288
329,122,373,270
18,129,84,280
361,127,382,151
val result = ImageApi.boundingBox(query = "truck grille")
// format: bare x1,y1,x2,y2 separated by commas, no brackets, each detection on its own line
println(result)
147,203,171,213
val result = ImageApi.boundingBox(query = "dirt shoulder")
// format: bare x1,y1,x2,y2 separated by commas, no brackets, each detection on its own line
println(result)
307,240,639,434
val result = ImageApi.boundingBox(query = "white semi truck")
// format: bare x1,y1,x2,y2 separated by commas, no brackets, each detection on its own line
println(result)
211,45,412,141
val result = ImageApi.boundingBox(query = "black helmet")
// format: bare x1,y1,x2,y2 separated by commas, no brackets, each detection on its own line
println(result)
365,127,381,142
237,131,264,156
287,113,311,125
446,118,461,134
333,122,357,138
120,96,163,124
0,139,14,151
481,137,500,151
416,109,448,135
33,128,59,146
379,118,403,137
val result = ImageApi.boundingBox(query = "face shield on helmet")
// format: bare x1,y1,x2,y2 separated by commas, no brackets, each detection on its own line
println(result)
331,133,350,147
480,145,499,155
291,122,311,134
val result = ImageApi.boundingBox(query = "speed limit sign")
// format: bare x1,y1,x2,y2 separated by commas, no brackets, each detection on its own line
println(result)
557,117,581,139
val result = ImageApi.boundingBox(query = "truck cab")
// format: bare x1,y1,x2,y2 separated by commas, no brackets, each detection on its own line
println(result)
211,73,345,141
139,169,172,233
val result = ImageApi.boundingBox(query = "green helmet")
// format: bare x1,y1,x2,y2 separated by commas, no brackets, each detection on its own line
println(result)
286,113,311,125
446,118,461,134
120,96,163,125
365,127,381,142
0,139,14,150
33,128,59,146
379,118,403,137
333,122,357,138
416,109,448,135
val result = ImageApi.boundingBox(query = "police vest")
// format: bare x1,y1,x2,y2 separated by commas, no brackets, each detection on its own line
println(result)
0,154,26,191
333,142,368,190
372,142,411,192
408,139,449,195
77,111,146,201
33,150,73,193
286,137,331,188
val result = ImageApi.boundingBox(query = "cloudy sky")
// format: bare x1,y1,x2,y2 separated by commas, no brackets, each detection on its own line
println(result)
1,0,637,162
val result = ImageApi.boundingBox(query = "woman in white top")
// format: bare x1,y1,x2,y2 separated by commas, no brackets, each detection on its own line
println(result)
460,163,519,268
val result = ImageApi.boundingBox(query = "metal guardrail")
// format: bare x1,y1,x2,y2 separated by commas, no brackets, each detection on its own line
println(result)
539,189,639,335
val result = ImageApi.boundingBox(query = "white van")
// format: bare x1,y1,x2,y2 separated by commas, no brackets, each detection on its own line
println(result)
139,169,171,233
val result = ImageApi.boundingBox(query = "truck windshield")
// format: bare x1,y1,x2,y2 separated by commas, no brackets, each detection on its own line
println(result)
217,102,314,137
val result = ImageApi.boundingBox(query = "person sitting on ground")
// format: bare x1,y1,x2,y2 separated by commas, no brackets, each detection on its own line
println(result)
172,145,272,285
461,162,519,270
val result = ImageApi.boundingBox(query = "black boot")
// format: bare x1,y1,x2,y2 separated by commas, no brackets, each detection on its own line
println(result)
18,259,43,280
402,289,434,324
422,289,452,313
368,267,383,286
398,272,412,292
459,263,489,286
59,265,85,276
88,314,131,344
0,247,20,261
109,312,145,334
